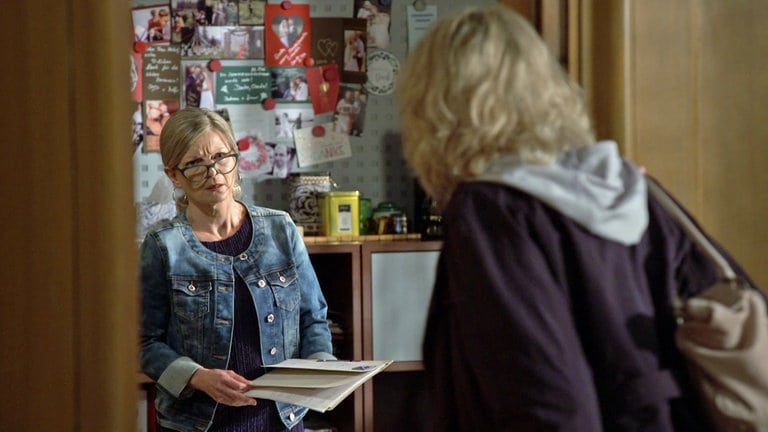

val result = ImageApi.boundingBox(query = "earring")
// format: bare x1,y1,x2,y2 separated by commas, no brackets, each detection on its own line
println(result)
233,173,243,199
173,187,188,204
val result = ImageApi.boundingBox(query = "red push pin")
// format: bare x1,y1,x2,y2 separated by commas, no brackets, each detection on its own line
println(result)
323,68,339,82
208,59,222,72
262,98,276,110
133,41,148,54
304,57,316,67
237,137,252,152
281,1,293,10
312,125,326,137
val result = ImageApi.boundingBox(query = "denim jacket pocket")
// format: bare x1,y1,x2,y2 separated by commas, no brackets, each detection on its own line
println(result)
266,268,300,311
171,278,213,321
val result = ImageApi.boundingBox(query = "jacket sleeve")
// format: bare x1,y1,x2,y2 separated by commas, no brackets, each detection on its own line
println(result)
434,188,603,431
139,233,201,398
287,217,334,359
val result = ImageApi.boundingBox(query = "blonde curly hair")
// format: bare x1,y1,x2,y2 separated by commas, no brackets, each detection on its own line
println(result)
396,5,594,206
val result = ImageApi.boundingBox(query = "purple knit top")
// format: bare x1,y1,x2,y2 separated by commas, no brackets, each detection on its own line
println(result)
201,215,304,432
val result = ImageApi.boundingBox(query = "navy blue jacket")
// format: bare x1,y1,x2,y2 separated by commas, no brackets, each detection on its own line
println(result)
423,181,758,431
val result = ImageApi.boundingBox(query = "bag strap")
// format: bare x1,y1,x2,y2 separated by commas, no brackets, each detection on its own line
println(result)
646,178,737,281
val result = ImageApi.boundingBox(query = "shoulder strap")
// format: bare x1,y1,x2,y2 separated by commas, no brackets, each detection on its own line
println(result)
645,178,736,281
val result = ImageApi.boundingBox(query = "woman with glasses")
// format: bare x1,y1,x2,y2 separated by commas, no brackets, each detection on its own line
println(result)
140,107,335,432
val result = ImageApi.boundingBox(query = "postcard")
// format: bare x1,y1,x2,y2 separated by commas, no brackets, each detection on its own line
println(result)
294,122,352,167
215,64,271,105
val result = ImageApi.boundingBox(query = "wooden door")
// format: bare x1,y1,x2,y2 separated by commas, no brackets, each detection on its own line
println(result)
583,0,768,287
0,1,137,430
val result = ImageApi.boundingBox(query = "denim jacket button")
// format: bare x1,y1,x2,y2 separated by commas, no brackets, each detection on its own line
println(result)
270,347,278,355
187,283,196,292
266,313,275,323
239,253,248,261
289,412,296,421
279,275,286,283
258,279,266,288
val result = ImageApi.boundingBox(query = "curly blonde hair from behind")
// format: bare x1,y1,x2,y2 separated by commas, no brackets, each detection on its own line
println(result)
396,5,594,205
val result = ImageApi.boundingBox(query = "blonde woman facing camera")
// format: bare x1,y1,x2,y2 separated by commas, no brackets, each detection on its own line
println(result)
140,108,334,432
397,6,757,431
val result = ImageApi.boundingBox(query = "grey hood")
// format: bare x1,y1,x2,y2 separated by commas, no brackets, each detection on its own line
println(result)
477,141,648,245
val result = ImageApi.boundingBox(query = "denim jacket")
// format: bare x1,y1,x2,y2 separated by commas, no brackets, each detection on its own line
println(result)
140,203,334,431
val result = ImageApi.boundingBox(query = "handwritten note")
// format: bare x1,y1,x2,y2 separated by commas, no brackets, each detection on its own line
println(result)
142,45,180,100
216,66,271,105
294,122,352,167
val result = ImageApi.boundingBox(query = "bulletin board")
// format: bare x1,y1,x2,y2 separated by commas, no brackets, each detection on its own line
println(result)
131,0,494,239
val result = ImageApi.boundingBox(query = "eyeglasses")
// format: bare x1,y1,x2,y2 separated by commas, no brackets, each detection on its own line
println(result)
176,153,239,185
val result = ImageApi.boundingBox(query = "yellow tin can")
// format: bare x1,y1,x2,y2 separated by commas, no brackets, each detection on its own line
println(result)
319,191,360,236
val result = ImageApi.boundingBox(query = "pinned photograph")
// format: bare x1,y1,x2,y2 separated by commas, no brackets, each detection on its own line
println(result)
239,0,266,26
133,4,172,44
143,99,180,152
333,85,367,136
180,26,264,59
271,68,310,102
182,61,216,110
355,0,391,50
343,30,367,74
274,106,314,141
270,142,296,179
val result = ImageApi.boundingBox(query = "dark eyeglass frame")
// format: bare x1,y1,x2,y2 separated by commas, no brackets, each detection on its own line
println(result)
175,153,239,184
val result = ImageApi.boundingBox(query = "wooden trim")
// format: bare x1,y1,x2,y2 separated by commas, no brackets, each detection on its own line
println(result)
567,0,581,82
307,243,364,432
385,361,424,372
0,1,136,430
72,0,137,429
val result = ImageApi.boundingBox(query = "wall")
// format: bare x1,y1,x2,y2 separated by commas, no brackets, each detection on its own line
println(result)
133,0,495,237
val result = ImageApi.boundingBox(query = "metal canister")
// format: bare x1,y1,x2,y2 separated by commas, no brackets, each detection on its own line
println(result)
287,172,333,235
318,191,360,236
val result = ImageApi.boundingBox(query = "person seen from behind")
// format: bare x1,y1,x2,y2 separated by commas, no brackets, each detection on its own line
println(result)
396,6,760,431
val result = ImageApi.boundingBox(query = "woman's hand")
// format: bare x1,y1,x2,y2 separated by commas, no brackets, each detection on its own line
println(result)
189,368,258,407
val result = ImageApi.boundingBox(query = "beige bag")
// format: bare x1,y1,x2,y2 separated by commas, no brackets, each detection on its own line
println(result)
648,179,768,431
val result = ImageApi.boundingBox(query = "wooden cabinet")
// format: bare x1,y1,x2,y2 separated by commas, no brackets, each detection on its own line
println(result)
305,243,364,432
308,240,442,432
